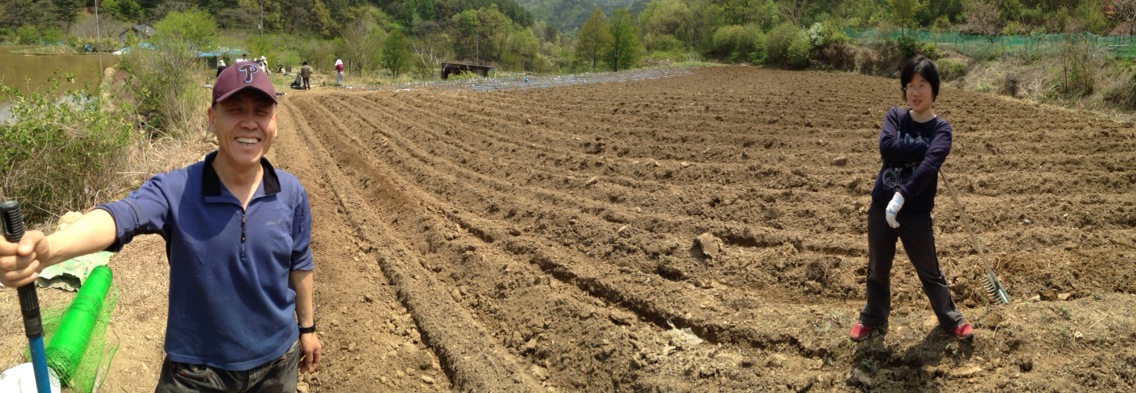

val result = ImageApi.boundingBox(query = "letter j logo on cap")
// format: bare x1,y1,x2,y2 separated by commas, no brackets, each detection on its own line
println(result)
239,64,259,83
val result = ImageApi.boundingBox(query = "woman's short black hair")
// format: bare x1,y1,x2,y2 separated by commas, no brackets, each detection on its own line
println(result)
900,55,940,101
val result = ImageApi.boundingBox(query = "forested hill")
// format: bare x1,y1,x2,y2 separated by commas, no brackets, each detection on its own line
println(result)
514,0,648,33
0,0,536,37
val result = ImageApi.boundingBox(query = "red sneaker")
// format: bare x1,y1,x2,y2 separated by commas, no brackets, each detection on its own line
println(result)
950,322,974,339
849,322,877,341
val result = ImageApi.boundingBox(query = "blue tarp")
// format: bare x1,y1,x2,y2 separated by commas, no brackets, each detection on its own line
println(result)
111,41,155,54
198,47,245,58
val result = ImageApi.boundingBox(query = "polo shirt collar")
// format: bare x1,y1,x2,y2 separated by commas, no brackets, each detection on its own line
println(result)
202,151,281,197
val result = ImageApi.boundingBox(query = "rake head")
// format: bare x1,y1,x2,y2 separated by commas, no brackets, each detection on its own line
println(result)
984,271,1011,305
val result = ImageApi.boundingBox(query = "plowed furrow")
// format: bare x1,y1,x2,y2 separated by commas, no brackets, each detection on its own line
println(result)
293,95,764,390
330,92,878,244
288,96,547,391
296,93,868,357
318,93,878,295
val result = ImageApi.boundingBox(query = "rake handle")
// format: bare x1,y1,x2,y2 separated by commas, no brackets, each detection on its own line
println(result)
938,170,1010,303
936,170,990,265
1,200,52,393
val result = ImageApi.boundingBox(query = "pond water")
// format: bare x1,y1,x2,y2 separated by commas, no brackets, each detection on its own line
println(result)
0,46,119,94
0,46,118,122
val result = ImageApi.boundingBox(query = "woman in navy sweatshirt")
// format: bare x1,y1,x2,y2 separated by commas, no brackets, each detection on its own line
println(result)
849,55,973,341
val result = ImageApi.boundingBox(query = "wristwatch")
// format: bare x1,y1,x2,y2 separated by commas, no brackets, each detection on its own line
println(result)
298,323,317,335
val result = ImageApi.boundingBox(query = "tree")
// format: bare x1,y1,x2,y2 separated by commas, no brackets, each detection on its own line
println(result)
102,0,143,21
382,29,412,77
452,9,482,62
153,8,218,51
499,23,540,71
639,0,695,50
964,0,1003,37
1113,0,1136,35
836,0,885,28
1073,0,1109,34
415,0,438,21
411,32,454,78
779,0,823,25
606,8,642,71
341,22,381,75
312,0,334,38
889,0,928,34
575,7,612,71
52,0,82,26
926,0,965,25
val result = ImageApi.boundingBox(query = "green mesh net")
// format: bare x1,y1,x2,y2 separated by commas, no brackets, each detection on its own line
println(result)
846,28,1136,59
36,265,118,393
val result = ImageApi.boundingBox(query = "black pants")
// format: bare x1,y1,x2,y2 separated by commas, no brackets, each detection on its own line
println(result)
155,339,300,393
302,77,310,90
860,204,963,329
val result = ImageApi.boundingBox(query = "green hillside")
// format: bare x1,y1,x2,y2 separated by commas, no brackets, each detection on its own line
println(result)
514,0,648,33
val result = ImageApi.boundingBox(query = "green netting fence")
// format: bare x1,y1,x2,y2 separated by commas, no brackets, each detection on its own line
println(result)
846,28,1136,59
30,265,118,393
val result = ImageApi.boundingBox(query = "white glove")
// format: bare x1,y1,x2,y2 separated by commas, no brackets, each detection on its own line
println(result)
885,192,905,228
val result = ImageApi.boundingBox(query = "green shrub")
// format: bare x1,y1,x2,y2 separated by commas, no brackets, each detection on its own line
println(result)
710,25,745,60
0,78,135,224
736,25,767,65
1053,35,1099,98
73,37,122,53
115,41,208,138
937,58,968,81
15,25,40,45
894,34,939,59
786,31,813,69
806,22,850,49
642,49,699,67
644,33,685,53
709,25,765,64
246,34,276,63
767,22,800,67
276,50,302,73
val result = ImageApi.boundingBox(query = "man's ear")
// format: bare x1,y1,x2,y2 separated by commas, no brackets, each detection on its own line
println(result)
206,106,217,133
271,112,279,139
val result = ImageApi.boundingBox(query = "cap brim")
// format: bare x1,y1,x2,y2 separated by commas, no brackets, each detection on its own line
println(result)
214,85,277,104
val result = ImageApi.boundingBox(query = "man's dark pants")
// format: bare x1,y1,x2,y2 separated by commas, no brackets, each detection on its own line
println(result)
155,339,300,393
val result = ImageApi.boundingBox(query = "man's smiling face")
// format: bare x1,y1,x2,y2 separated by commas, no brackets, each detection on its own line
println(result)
208,89,278,168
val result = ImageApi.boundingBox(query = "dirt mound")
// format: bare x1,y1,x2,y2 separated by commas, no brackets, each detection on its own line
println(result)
4,66,1134,392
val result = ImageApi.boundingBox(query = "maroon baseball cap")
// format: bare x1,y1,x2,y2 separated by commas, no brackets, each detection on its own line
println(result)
213,62,276,105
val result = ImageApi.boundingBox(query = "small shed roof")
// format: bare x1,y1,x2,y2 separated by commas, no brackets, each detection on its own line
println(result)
119,24,156,38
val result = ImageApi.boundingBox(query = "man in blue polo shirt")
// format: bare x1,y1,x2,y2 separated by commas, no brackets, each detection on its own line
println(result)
0,62,322,392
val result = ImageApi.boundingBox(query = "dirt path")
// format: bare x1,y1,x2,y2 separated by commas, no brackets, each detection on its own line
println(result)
3,65,1135,392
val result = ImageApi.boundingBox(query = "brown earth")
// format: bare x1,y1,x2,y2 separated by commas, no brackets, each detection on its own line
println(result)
3,65,1136,392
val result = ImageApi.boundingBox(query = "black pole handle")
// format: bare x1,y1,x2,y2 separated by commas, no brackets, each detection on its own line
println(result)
1,200,43,339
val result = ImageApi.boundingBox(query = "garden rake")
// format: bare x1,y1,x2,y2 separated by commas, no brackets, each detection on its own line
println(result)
938,170,1011,305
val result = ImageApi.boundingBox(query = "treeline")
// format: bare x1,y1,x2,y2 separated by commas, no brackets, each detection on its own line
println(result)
3,0,1135,96
0,1,533,39
4,0,1134,131
4,1,1133,72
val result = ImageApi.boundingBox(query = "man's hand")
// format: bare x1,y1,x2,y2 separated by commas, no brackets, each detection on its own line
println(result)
885,192,905,228
0,230,48,288
299,332,322,373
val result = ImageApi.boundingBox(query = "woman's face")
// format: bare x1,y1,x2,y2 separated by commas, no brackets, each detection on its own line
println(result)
904,73,934,114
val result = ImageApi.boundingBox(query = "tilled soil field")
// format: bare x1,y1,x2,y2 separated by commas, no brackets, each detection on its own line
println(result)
4,65,1136,392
